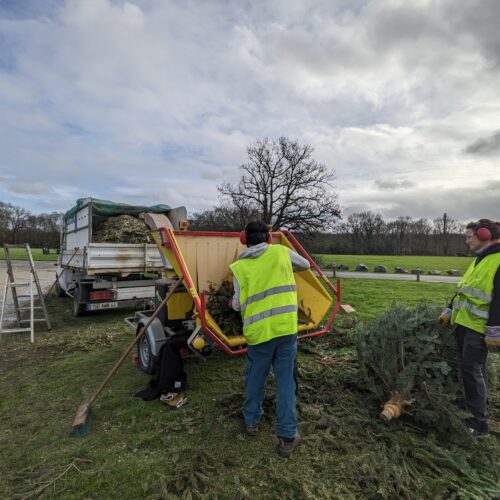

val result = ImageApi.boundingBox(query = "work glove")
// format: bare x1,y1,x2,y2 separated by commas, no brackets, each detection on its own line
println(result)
485,326,500,353
438,307,452,327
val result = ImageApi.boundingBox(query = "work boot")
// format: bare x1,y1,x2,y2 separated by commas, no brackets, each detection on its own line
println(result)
245,424,258,437
160,392,187,409
277,433,301,457
466,418,489,437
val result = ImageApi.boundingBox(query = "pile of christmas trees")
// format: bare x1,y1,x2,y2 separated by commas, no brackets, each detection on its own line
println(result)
355,302,467,431
206,282,243,337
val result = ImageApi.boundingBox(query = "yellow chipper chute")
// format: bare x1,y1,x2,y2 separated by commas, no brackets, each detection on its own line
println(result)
148,223,341,357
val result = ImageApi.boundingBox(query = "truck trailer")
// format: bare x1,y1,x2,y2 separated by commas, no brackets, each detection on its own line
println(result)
57,198,186,316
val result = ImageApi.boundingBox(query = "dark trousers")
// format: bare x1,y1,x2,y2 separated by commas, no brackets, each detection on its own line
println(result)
244,334,298,439
455,325,488,426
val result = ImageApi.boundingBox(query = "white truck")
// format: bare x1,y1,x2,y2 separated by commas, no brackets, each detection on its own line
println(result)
57,198,186,316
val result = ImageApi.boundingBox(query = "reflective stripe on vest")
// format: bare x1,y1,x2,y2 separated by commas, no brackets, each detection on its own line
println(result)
241,285,297,312
453,301,489,320
456,286,492,302
243,304,298,327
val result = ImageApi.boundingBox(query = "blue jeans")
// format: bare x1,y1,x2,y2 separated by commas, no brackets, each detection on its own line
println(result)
244,334,297,439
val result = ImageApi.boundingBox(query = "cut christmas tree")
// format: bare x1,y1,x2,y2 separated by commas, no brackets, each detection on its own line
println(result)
355,302,469,431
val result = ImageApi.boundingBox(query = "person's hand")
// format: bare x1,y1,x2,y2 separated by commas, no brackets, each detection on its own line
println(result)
438,307,452,327
485,343,500,353
485,328,500,352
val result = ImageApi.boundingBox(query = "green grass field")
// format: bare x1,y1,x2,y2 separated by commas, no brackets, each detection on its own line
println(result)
0,279,497,499
0,247,58,261
316,254,473,274
0,249,474,273
340,277,454,319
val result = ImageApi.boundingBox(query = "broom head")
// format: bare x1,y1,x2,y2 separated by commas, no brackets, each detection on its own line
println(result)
72,402,93,438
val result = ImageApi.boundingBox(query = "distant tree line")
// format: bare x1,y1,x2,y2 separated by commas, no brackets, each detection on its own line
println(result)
0,199,467,256
0,201,61,248
191,207,468,256
307,212,467,256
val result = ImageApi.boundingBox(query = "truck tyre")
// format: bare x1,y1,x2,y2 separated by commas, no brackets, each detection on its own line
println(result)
137,327,158,374
73,287,87,317
55,280,67,298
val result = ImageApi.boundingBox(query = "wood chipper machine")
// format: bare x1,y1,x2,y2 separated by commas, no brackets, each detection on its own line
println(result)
126,214,342,373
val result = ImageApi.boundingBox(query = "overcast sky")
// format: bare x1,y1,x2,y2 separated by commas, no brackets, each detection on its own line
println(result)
0,0,499,222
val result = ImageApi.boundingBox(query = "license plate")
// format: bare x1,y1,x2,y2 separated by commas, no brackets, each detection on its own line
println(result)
87,302,118,311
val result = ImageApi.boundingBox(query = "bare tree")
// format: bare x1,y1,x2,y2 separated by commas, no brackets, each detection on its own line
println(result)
190,203,260,231
433,213,463,256
386,216,413,255
345,213,363,253
0,202,63,247
218,137,340,232
0,202,10,243
344,211,386,253
0,202,29,244
359,211,385,253
410,218,433,254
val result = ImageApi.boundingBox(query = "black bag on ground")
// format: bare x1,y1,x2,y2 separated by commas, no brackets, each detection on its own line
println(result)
135,338,187,401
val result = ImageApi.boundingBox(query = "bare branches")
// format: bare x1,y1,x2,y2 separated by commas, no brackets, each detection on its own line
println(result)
189,203,260,231
0,201,61,246
341,211,466,255
218,137,340,232
12,458,97,500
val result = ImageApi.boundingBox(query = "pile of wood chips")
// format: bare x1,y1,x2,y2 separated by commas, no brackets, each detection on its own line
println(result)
93,215,149,243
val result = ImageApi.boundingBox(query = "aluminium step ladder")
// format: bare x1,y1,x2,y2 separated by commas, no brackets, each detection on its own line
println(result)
0,244,51,343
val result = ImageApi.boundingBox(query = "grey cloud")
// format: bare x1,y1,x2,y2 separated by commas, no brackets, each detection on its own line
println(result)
201,170,225,181
446,0,500,66
0,0,61,21
7,181,52,195
367,3,444,51
344,179,500,222
465,131,500,156
374,179,415,191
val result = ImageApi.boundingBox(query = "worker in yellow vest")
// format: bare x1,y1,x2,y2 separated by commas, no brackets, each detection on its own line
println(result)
441,219,500,437
229,221,310,457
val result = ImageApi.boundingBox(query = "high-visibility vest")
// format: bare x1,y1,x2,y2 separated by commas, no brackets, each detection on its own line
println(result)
230,245,297,345
451,252,500,334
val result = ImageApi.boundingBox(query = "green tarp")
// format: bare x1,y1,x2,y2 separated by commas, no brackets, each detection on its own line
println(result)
64,198,172,221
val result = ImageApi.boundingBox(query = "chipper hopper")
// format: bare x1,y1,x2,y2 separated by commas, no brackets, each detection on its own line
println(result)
127,218,342,373
72,217,342,437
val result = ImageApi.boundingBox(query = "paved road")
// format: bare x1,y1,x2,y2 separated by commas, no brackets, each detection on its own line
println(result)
0,260,57,291
322,270,460,283
0,261,57,328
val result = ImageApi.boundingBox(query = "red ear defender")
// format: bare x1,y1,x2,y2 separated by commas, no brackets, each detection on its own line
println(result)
239,230,247,245
476,227,492,241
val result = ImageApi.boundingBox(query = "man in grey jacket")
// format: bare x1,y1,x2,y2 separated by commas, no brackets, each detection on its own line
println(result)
229,221,310,457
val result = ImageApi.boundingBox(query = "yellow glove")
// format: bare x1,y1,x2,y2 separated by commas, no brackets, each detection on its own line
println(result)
438,307,452,327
